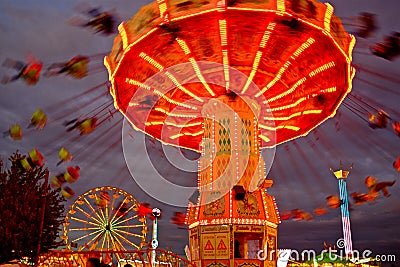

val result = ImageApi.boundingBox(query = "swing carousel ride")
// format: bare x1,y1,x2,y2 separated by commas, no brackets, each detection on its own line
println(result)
0,0,399,265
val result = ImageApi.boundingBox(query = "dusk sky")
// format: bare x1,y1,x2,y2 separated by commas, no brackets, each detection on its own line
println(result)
0,0,399,265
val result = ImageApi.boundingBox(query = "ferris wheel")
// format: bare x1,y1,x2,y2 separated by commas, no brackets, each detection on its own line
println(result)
62,186,148,251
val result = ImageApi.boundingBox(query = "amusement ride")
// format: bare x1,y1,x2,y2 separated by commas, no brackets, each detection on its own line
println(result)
0,0,399,266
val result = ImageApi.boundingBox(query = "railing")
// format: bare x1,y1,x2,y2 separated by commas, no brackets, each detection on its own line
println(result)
37,248,196,267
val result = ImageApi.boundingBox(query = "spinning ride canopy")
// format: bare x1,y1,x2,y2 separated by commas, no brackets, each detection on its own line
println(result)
105,0,355,152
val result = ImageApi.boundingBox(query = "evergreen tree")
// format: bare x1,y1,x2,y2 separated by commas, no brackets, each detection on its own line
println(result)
0,151,65,264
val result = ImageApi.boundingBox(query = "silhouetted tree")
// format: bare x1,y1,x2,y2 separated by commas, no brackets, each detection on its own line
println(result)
0,151,65,264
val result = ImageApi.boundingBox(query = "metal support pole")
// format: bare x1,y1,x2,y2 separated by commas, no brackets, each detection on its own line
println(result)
151,208,161,267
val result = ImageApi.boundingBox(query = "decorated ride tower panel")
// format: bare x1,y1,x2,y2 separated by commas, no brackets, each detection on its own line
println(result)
186,95,280,267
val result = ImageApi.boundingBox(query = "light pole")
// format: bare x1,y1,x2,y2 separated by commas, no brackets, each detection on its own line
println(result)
151,208,161,267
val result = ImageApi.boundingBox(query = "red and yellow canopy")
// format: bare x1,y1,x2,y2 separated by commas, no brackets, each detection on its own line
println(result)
105,0,355,152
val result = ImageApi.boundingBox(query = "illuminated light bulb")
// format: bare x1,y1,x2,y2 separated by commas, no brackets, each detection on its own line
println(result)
176,38,191,55
164,71,203,102
139,52,164,71
188,58,215,96
242,22,276,94
154,107,196,118
309,61,335,77
118,23,128,49
324,3,334,32
277,0,285,12
266,77,307,103
218,20,228,46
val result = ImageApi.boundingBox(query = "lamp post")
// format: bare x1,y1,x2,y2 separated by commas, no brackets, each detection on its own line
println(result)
151,208,161,267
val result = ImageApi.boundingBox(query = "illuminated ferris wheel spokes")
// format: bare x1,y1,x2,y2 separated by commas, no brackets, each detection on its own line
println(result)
64,186,148,252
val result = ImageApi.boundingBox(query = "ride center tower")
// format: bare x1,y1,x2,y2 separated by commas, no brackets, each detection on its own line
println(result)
185,94,280,267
